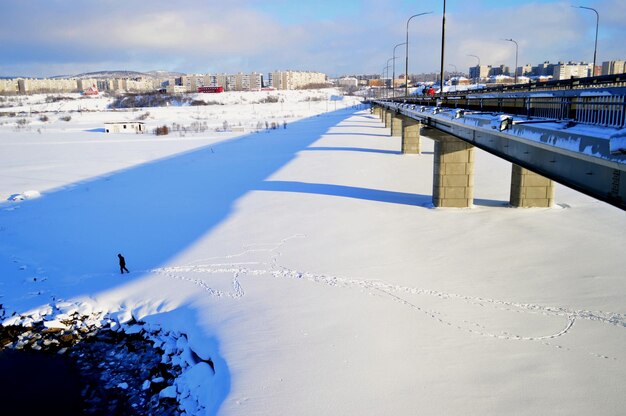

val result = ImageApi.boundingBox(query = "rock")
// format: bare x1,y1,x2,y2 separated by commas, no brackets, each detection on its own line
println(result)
158,386,177,400
43,320,69,330
117,382,129,390
142,380,151,390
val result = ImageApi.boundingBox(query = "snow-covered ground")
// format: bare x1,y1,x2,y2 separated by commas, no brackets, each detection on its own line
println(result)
1,90,625,415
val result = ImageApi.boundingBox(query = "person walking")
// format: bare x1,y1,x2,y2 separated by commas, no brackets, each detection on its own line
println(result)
118,253,129,274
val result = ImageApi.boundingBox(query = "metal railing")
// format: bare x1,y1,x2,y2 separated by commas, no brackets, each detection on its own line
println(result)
382,84,626,129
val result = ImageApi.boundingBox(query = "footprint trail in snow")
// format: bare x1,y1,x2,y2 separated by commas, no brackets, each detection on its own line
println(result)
149,235,625,361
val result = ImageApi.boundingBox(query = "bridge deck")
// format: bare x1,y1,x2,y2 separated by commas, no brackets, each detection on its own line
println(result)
375,101,626,210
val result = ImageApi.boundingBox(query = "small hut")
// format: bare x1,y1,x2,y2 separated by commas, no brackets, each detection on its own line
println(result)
104,122,145,134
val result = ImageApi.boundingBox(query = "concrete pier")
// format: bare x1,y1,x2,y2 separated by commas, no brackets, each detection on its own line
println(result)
430,129,475,208
510,165,555,208
391,113,403,137
401,117,421,154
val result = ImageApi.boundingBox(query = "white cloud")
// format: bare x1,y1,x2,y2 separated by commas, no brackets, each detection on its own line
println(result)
0,0,624,77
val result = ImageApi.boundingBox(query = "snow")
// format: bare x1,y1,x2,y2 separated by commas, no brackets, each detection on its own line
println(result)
8,190,41,201
42,320,68,330
1,90,626,415
610,128,626,154
395,103,626,161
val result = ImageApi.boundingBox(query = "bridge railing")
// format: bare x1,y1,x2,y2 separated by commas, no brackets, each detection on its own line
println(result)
383,87,626,129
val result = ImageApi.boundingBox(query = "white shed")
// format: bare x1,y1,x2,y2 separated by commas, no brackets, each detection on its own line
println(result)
104,121,145,134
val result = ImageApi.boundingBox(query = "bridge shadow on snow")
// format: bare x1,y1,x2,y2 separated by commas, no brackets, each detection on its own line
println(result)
323,132,390,137
0,107,364,414
332,123,386,129
0,108,359,287
304,146,402,155
256,181,430,206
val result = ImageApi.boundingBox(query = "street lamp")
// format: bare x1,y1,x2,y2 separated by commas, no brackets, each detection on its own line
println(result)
448,64,457,89
381,67,387,99
439,0,447,97
384,58,393,98
503,38,519,84
405,11,433,97
392,42,406,98
467,54,480,84
572,5,599,76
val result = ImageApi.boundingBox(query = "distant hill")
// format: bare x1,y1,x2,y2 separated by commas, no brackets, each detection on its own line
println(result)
51,70,185,80
145,70,185,78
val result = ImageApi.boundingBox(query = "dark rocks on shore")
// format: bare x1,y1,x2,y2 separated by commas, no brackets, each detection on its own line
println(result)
0,316,182,415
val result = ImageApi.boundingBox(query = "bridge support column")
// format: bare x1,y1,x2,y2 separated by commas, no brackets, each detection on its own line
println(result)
510,165,555,208
384,111,392,129
400,117,420,154
431,131,475,208
391,113,403,137
372,106,382,118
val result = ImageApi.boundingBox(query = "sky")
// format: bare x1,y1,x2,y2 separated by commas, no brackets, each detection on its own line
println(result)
0,0,624,78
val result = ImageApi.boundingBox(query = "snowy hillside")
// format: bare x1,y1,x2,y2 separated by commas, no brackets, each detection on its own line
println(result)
0,90,625,415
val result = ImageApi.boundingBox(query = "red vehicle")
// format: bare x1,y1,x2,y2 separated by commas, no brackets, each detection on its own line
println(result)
197,86,224,93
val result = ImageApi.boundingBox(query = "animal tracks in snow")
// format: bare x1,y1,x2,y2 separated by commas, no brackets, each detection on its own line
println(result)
149,235,624,360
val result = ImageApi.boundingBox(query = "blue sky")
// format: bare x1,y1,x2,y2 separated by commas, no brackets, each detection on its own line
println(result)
0,0,624,78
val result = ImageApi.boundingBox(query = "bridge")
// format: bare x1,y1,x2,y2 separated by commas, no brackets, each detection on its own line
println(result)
370,75,626,210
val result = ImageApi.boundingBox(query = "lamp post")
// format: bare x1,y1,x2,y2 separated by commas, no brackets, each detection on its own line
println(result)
439,0,447,97
381,67,387,99
467,54,480,84
386,58,394,98
392,42,406,98
383,60,393,98
448,64,457,90
405,11,433,97
503,38,519,84
573,5,599,76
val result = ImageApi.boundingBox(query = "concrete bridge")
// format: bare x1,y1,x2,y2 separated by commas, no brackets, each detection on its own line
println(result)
371,90,626,210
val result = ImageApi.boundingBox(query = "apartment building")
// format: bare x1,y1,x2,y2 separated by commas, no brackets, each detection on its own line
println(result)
489,65,511,77
337,77,358,88
181,74,208,92
182,72,263,92
270,71,327,90
17,78,79,94
602,60,626,75
0,79,19,94
468,65,491,80
552,61,592,80
516,64,533,77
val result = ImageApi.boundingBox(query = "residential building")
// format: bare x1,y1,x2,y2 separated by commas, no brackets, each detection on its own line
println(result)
270,71,327,90
182,74,208,92
165,85,187,94
337,77,358,88
486,75,514,85
532,61,556,77
489,65,510,77
16,78,78,94
0,79,19,94
602,60,626,75
516,64,533,77
552,61,592,80
469,65,491,81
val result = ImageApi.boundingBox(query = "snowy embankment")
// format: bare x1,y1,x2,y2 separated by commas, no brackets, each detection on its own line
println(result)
1,90,625,415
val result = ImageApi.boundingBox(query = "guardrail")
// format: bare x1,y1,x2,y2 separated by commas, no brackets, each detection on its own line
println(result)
381,86,626,129
461,73,626,93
